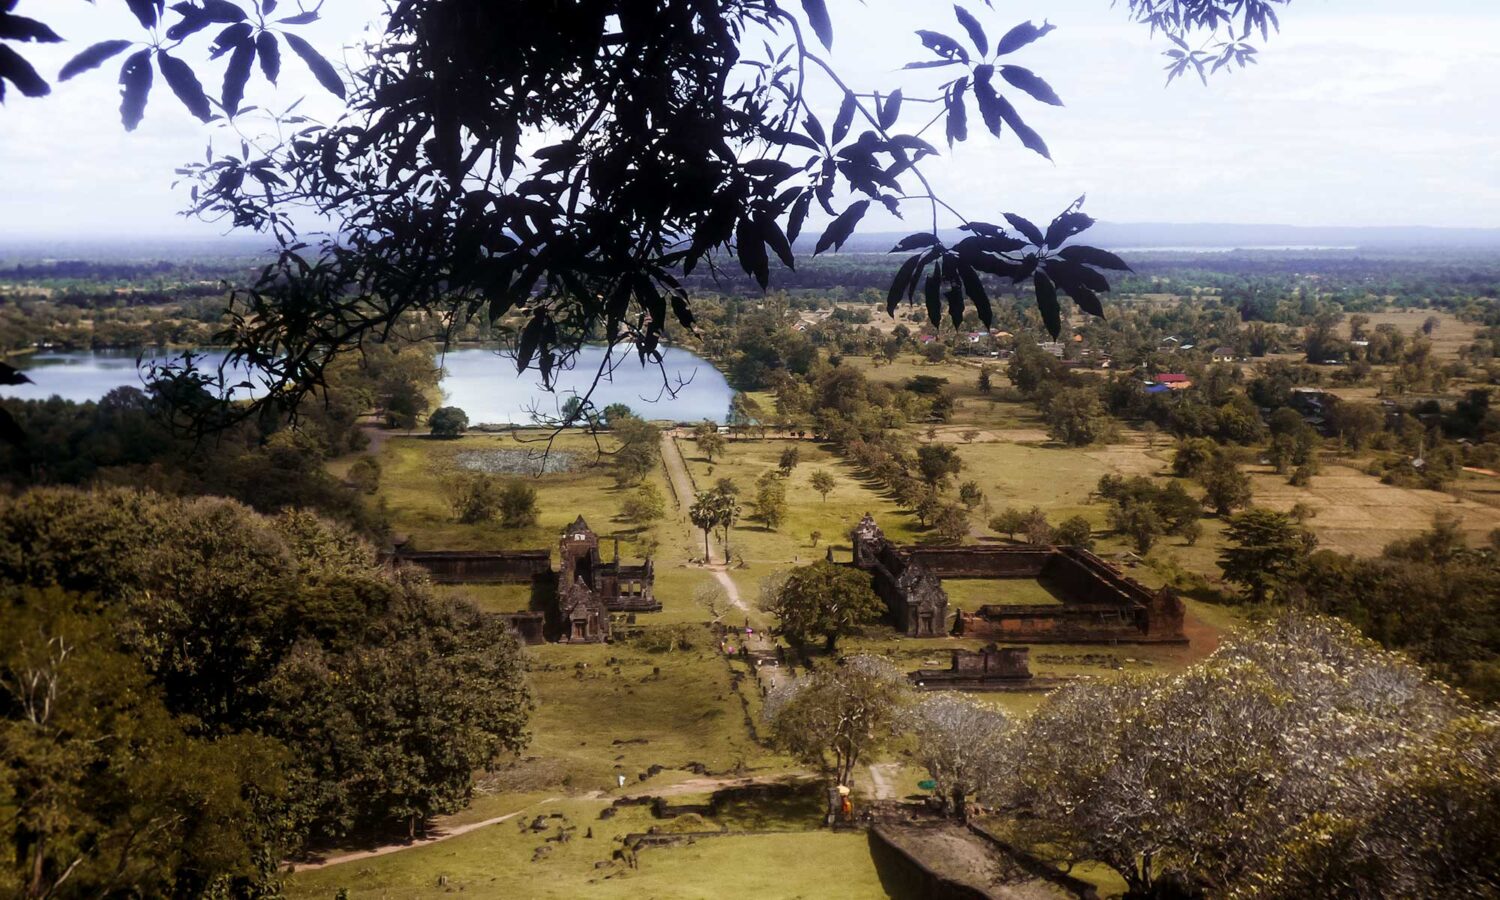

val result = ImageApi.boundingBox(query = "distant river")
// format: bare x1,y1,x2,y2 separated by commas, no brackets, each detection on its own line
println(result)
1,345,734,424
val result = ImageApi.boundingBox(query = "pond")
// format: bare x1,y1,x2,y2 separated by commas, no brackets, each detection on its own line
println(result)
0,344,735,424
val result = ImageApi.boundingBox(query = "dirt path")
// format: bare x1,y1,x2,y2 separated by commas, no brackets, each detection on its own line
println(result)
660,430,747,611
868,763,900,801
293,799,560,872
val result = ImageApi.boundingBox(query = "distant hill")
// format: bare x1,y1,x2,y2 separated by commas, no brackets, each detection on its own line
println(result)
818,222,1500,254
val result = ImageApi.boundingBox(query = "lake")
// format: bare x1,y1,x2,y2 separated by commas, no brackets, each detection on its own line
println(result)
0,345,735,424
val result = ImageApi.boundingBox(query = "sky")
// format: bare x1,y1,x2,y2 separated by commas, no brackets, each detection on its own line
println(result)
1,0,1497,240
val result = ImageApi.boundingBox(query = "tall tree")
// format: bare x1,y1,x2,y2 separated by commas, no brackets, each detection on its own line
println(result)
761,559,885,652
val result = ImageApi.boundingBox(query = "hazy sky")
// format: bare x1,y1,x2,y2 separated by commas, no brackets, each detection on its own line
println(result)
1,0,1497,239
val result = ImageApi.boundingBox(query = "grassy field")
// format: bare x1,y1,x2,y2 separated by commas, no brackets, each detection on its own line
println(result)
377,430,671,554
942,577,1064,607
286,798,886,900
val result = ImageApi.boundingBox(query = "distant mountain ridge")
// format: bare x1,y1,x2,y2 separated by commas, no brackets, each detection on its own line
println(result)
816,222,1500,253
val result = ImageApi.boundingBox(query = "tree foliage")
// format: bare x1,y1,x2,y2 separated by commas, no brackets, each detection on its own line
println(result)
0,489,532,862
761,559,884,652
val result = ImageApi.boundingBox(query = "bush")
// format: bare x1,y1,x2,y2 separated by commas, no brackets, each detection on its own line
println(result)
446,471,502,523
1053,515,1093,549
499,480,540,528
428,405,469,438
347,455,382,494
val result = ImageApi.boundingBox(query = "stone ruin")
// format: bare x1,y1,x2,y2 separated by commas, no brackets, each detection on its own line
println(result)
909,645,1033,691
847,514,1187,645
387,515,658,644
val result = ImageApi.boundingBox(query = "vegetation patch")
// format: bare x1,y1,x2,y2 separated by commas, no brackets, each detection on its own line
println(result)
456,447,580,475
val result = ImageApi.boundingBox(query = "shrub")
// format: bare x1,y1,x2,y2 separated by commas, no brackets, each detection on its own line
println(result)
428,405,469,438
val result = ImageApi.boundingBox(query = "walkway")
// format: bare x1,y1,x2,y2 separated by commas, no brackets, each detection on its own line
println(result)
659,430,747,611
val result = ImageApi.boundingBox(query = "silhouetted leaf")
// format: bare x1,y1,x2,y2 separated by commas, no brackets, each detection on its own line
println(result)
891,232,939,252
995,20,1055,56
284,32,343,99
201,0,247,22
0,45,49,98
166,10,214,41
222,37,254,115
814,199,869,254
787,191,813,244
999,65,1063,106
888,253,924,314
517,312,545,372
0,14,61,43
59,40,133,81
256,31,280,83
803,112,825,147
879,89,902,130
831,91,856,144
953,5,988,56
736,217,769,288
1058,245,1132,271
275,10,320,25
1044,207,1093,248
956,260,992,327
924,270,942,326
760,214,795,269
972,66,1001,135
916,30,968,64
157,51,212,121
902,59,959,70
801,0,833,50
124,0,164,29
993,94,1050,159
1034,270,1061,338
0,361,33,386
1045,260,1105,316
118,48,153,130
1003,213,1043,246
945,76,968,145
209,22,253,58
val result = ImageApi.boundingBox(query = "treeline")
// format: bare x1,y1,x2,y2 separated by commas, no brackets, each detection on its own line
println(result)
0,343,445,536
0,489,531,896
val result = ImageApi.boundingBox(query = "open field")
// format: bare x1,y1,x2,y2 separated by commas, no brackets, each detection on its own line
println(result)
286,798,884,900
942,577,1065,607
1245,461,1500,556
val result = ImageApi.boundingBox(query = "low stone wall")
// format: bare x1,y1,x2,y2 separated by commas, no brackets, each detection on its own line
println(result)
389,549,551,583
906,546,1052,579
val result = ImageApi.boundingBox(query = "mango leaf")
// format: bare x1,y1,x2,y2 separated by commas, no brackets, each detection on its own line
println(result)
284,32,344,99
916,30,968,64
831,91,856,144
813,200,870,254
221,36,255,115
118,48,154,130
256,31,280,83
887,253,924,314
879,89,902,130
945,76,968,145
999,65,1063,106
993,94,1050,159
1003,212,1043,246
157,51,212,121
1058,245,1132,271
972,66,1002,136
124,0,164,29
953,5,988,56
924,272,942,326
1034,270,1061,338
1044,207,1093,248
995,20,1055,56
59,40,133,81
891,232,940,252
760,214,795,268
736,217,769,288
0,45,49,98
801,0,834,50
955,259,993,327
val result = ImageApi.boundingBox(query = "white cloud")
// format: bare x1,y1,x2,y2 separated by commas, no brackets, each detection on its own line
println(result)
1,0,1496,239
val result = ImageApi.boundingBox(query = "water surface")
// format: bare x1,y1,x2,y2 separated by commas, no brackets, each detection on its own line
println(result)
2,345,733,424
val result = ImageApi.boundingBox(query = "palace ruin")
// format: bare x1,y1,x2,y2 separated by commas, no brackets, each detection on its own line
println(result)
847,514,1187,645
388,515,658,644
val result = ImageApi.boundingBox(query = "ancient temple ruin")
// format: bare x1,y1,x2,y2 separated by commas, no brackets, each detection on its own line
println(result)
847,514,1186,644
909,645,1033,691
387,515,658,644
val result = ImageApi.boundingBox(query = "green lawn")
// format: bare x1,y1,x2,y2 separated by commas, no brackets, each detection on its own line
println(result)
285,798,887,900
941,577,1064,607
